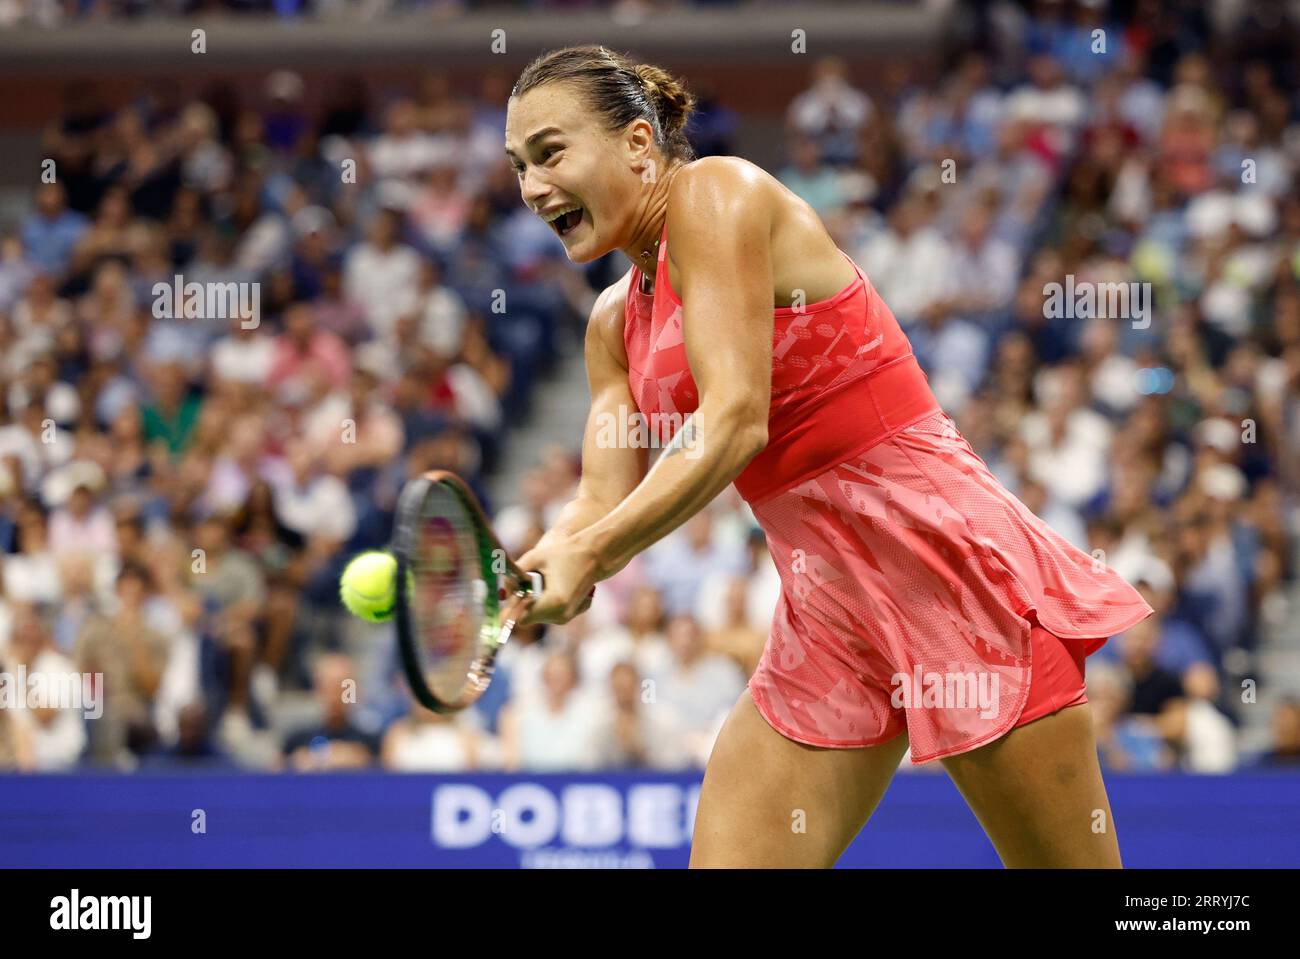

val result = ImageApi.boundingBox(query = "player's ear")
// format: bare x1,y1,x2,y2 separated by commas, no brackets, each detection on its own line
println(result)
623,118,657,169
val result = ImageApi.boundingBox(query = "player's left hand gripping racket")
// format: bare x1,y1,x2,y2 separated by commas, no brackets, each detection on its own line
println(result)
390,470,543,713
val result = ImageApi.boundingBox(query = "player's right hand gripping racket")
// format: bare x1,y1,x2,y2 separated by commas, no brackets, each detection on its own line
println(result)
391,470,544,713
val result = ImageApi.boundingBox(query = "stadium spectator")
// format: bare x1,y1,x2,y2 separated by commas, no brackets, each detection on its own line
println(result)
787,56,874,167
381,700,483,772
2,501,62,606
499,649,603,771
282,652,379,770
700,577,766,678
271,438,358,544
140,361,202,458
649,615,745,765
20,183,87,277
138,701,243,772
48,480,117,562
267,300,352,394
593,661,690,770
778,137,851,216
2,602,86,771
343,206,422,341
1258,698,1300,767
0,704,31,771
75,562,170,767
642,511,746,618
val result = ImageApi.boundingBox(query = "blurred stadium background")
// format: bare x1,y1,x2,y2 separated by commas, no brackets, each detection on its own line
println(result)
1,0,1299,867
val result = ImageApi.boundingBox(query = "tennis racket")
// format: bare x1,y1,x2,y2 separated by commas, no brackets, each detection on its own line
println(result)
390,470,543,713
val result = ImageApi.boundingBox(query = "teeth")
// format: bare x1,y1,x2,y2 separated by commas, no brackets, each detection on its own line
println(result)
542,204,582,224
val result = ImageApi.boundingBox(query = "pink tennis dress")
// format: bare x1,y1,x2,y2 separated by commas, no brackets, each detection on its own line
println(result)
623,224,1153,763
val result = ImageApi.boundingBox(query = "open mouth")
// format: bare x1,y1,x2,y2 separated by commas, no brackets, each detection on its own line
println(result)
544,205,585,238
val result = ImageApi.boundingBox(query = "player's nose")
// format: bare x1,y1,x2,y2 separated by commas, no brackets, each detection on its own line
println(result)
520,166,551,209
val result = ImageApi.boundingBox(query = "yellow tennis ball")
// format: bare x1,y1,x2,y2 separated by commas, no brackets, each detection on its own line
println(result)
340,551,397,623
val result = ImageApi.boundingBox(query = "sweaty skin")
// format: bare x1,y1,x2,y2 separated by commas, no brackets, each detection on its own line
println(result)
502,82,856,626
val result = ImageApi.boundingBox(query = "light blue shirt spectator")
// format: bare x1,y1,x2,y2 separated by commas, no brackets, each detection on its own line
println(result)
643,514,747,618
21,207,88,276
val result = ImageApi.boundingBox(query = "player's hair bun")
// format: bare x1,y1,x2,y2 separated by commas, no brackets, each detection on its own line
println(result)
632,63,695,144
512,45,697,163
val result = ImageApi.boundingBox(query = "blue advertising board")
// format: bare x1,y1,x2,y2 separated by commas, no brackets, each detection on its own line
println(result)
1,771,1298,868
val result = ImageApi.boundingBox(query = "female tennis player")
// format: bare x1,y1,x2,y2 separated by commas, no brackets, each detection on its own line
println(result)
502,46,1153,868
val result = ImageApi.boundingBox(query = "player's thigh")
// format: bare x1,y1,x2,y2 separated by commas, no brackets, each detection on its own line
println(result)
940,701,1122,868
689,688,909,868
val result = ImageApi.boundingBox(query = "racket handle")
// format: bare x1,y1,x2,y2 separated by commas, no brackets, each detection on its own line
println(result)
521,571,594,602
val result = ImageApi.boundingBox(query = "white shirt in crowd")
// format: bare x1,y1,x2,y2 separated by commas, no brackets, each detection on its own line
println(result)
272,474,357,542
343,241,422,341
515,689,605,772
368,132,457,182
385,713,481,773
1020,407,1112,508
211,333,276,385
6,648,87,770
3,551,62,605
652,654,746,738
856,226,954,324
788,79,873,139
421,285,469,358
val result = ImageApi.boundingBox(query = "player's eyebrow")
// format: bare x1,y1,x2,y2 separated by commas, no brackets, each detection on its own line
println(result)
504,126,564,159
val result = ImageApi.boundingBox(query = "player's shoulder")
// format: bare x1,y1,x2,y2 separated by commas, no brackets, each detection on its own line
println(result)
672,155,771,193
584,273,633,360
665,156,779,233
590,273,631,325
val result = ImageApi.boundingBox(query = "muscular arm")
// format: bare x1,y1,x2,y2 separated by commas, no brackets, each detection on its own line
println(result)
571,158,773,581
532,280,649,550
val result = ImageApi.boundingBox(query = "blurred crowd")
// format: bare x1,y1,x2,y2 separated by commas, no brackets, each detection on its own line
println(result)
781,0,1300,773
0,62,596,770
0,0,745,28
2,0,1300,776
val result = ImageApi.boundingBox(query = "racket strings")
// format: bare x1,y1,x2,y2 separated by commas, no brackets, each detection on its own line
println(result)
410,486,488,704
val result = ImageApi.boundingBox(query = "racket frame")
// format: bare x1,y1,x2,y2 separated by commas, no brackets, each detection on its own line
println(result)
391,470,542,713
